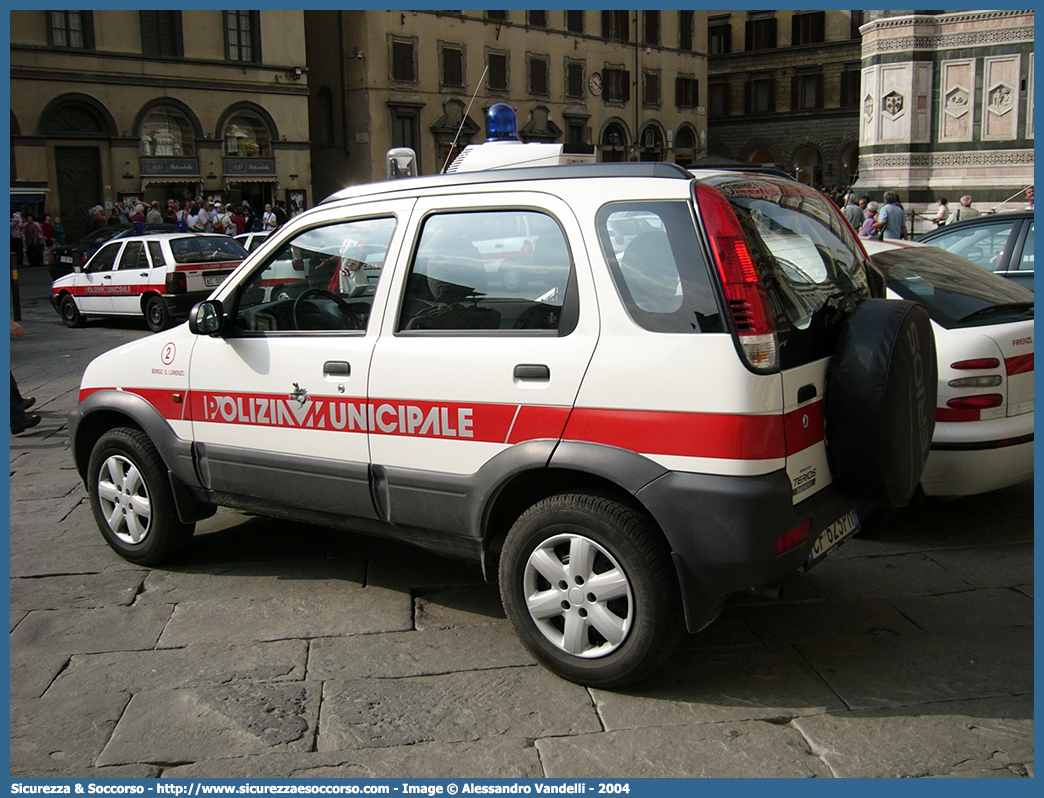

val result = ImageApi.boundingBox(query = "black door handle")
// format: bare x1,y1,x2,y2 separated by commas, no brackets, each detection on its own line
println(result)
514,364,550,381
324,361,351,376
797,384,817,403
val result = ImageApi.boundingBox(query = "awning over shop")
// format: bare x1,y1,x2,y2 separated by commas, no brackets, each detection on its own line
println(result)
11,185,50,204
224,176,277,184
141,176,200,189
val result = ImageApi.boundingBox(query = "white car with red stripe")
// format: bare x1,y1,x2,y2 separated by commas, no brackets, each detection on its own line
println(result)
69,162,936,688
863,238,1033,496
50,232,247,332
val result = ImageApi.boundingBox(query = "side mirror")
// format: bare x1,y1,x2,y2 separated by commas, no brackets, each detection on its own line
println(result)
188,300,224,336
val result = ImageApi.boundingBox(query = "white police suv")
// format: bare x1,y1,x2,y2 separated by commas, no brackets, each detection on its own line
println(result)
69,109,936,687
51,232,247,332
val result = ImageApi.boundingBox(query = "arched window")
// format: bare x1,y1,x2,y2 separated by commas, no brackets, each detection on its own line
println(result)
792,145,823,186
600,121,629,162
747,147,775,165
139,105,195,157
223,110,272,157
673,126,696,167
42,100,108,136
638,123,664,161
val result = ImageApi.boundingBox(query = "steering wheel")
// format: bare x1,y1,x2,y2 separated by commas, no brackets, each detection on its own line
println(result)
292,287,368,330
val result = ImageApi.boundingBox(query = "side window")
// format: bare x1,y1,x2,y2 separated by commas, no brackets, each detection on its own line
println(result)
147,240,166,267
933,222,1016,273
117,241,148,270
398,210,574,333
231,217,396,333
1019,222,1034,271
596,201,722,334
88,242,121,273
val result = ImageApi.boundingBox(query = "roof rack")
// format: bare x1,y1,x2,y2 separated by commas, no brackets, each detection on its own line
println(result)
322,161,691,205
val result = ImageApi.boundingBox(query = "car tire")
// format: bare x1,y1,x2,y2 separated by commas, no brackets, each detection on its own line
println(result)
499,493,683,688
825,298,938,508
60,294,85,328
87,428,195,565
145,295,172,332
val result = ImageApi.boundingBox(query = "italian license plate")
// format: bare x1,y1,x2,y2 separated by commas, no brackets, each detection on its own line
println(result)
806,509,859,567
60,255,73,263
203,275,225,287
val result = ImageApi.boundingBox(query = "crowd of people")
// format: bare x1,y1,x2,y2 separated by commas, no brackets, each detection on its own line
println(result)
84,197,290,237
9,209,65,268
829,189,989,241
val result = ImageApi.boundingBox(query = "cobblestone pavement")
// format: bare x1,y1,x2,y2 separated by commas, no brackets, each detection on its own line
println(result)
9,264,1033,778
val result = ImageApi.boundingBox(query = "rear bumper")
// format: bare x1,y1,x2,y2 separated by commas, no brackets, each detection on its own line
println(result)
921,438,1033,497
637,470,864,632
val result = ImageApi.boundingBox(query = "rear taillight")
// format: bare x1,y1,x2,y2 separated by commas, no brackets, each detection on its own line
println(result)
946,394,1003,410
696,183,778,371
78,254,87,267
952,358,1000,370
165,272,187,293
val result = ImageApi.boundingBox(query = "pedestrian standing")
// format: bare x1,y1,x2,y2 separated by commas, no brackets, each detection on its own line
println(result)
274,200,288,228
86,206,105,234
953,196,980,223
11,208,24,267
41,214,56,262
842,194,865,227
930,197,950,227
146,201,164,225
21,214,44,268
858,202,880,238
262,203,277,231
875,191,907,240
10,320,40,435
231,206,246,235
1024,186,1033,211
51,216,66,246
129,204,147,234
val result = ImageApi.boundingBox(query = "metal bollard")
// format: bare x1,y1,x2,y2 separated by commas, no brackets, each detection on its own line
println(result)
10,252,21,322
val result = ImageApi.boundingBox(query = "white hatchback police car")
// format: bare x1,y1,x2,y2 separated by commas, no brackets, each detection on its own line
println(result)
68,110,937,687
51,232,247,332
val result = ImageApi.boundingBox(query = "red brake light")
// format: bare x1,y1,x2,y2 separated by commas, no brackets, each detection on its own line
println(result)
165,272,187,293
951,358,1000,370
946,394,1003,410
696,183,778,371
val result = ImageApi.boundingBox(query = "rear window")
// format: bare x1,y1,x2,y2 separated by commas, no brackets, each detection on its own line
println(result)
706,176,872,366
170,236,248,264
871,245,1034,329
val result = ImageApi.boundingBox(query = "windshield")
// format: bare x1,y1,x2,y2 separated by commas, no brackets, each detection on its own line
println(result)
871,245,1034,328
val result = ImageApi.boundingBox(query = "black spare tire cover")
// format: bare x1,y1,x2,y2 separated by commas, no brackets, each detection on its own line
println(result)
824,298,937,507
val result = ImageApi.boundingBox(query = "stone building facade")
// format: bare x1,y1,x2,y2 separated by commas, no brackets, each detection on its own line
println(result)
304,10,710,200
856,10,1034,212
705,11,864,189
10,10,311,235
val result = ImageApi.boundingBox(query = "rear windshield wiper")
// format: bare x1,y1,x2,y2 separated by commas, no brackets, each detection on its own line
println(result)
959,302,1034,323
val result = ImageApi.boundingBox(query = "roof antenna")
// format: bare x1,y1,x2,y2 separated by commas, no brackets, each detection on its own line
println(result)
442,64,488,174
